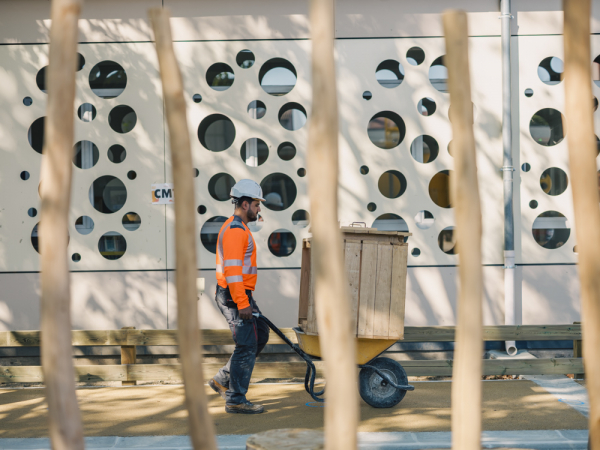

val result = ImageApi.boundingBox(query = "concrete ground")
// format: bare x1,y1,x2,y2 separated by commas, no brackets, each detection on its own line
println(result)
0,380,587,438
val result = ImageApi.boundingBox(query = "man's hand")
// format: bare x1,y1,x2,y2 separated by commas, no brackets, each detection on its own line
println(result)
238,306,253,320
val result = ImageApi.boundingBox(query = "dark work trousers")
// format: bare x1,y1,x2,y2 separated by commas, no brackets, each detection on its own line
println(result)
213,285,270,405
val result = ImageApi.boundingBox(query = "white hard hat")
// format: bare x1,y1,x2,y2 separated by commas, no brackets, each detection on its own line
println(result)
230,179,265,201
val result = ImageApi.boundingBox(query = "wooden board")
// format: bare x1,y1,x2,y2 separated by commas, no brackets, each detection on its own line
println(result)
298,243,311,322
306,247,318,334
357,241,378,338
0,358,585,383
373,243,393,338
389,244,408,339
344,240,362,334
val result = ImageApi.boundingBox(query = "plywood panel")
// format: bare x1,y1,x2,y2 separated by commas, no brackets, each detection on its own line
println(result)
306,249,318,334
344,239,362,334
373,243,393,338
358,241,378,337
389,244,408,339
298,243,311,321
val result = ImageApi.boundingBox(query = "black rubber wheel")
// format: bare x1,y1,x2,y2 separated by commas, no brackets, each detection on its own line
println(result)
359,357,408,408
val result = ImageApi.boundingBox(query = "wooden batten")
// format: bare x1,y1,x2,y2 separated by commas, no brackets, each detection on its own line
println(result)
300,228,408,340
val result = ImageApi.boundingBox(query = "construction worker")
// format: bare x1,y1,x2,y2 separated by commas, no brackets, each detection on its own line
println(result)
208,179,270,414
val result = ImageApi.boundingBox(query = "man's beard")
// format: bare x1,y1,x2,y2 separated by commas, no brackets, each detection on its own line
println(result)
247,210,258,222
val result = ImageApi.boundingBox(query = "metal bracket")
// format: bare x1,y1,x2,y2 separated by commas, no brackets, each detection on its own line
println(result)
498,14,514,19
500,166,515,172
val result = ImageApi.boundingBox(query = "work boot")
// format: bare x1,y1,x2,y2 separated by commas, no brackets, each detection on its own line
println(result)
225,401,265,414
208,378,228,400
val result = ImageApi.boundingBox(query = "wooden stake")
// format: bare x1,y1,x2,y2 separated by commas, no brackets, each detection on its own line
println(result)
308,1,359,449
442,11,484,450
563,1,600,448
38,1,85,449
148,9,217,450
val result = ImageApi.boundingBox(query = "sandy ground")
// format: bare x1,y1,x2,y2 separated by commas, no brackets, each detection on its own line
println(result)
0,380,586,438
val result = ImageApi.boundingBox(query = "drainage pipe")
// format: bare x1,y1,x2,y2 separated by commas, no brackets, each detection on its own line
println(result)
501,0,518,356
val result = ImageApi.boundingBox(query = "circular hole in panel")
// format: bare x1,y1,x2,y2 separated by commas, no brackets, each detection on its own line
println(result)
72,253,81,262
89,176,127,213
248,214,264,233
73,141,99,169
268,229,296,257
77,103,97,122
530,200,539,209
206,63,234,91
297,168,306,177
247,100,266,119
532,210,570,249
360,165,369,175
429,170,452,208
236,50,255,69
411,135,439,163
522,163,531,172
107,145,126,163
122,212,141,231
378,170,407,198
447,141,454,156
259,58,297,96
240,138,269,166
261,173,297,211
30,223,70,254
376,60,404,89
23,97,32,106
372,213,409,234
593,55,600,87
367,111,406,149
438,227,457,254
109,105,137,133
417,97,436,116
208,173,236,201
363,91,372,100
540,167,568,196
77,53,85,71
415,210,435,230
278,103,307,131
530,108,565,146
193,94,202,103
127,171,137,180
198,114,236,151
407,47,425,66
292,210,310,227
597,136,600,155
36,67,47,93
75,215,94,235
28,117,45,154
201,216,227,253
525,88,534,97
429,56,448,92
594,97,599,112
89,61,127,99
574,245,578,253
538,57,564,85
277,142,296,161
367,202,377,212
28,207,37,217
21,171,30,181
411,248,421,256
98,232,127,260
194,168,199,177
197,205,207,215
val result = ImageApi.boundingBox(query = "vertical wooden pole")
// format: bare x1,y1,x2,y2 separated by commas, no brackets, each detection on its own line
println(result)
38,1,85,449
120,326,136,386
148,9,217,450
308,1,359,449
563,1,600,448
442,11,484,450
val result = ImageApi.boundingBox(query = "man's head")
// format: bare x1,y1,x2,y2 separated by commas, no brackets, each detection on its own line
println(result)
233,196,261,223
229,179,265,225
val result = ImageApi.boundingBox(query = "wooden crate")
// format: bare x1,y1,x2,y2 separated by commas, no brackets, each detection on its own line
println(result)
298,227,410,340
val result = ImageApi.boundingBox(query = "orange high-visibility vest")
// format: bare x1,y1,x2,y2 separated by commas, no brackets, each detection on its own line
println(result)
215,215,258,310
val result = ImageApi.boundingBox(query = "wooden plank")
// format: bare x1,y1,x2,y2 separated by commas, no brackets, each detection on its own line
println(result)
403,325,582,342
298,244,311,322
373,243,393,337
389,244,408,339
306,248,318,334
357,241,378,337
344,240,362,334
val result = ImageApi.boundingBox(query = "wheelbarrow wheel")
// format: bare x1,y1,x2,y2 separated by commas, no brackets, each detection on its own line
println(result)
359,357,408,408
